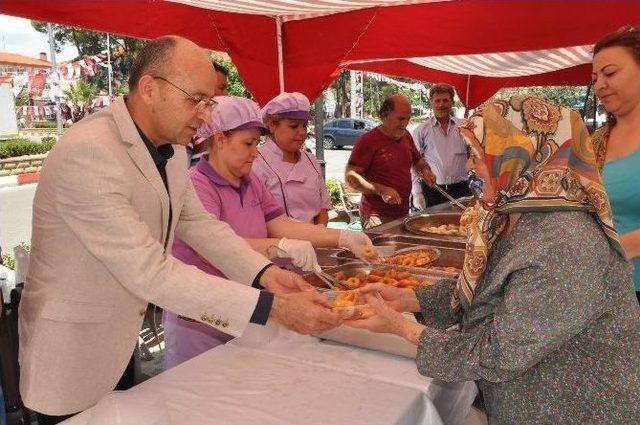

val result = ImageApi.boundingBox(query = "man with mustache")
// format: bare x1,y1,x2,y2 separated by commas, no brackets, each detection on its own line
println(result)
411,84,472,209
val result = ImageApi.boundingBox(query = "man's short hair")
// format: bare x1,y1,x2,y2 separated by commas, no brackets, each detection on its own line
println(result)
378,97,396,118
213,62,229,77
128,36,179,92
429,83,455,100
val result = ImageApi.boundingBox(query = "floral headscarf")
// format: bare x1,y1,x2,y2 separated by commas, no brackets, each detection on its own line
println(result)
591,124,611,170
454,96,623,311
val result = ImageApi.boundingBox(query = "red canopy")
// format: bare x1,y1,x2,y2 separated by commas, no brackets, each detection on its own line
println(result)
2,0,638,107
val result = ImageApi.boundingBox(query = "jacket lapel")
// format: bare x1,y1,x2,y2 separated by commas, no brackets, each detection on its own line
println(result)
111,98,170,240
165,147,187,237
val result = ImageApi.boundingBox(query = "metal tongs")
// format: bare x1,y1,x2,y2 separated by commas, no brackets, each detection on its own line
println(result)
266,245,340,290
432,185,466,210
313,271,341,291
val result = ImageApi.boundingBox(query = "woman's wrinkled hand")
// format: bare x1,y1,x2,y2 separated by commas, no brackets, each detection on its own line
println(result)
357,283,420,312
344,293,426,344
343,293,406,335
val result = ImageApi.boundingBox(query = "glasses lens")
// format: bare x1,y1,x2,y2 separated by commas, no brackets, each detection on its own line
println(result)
196,99,216,112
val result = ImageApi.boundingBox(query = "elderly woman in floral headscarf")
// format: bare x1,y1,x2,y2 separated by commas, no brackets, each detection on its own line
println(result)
346,96,640,424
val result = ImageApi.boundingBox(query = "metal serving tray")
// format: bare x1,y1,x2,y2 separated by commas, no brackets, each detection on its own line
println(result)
403,212,466,238
385,246,441,266
304,262,454,290
314,248,342,269
370,234,448,246
356,236,465,267
332,242,417,262
333,243,464,276
366,220,466,248
315,316,418,359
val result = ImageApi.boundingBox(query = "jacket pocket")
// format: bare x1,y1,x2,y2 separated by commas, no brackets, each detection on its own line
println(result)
40,299,114,323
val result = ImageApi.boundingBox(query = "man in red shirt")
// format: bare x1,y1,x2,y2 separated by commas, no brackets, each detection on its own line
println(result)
345,95,436,229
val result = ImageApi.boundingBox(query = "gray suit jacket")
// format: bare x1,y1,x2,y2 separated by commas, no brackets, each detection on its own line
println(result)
19,98,271,415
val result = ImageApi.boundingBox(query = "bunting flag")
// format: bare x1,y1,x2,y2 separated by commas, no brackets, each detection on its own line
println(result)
29,72,47,97
15,95,114,120
58,49,111,80
5,48,117,101
368,72,429,93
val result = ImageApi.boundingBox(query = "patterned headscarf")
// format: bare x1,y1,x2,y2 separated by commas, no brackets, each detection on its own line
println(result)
453,96,623,311
591,124,611,171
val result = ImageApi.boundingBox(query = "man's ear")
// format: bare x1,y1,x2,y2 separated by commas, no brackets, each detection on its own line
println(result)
137,74,156,106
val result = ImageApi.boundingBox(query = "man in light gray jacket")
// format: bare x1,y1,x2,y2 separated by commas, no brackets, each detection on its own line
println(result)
19,35,340,424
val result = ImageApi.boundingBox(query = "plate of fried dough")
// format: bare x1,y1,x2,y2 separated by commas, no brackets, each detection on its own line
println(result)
323,290,376,319
382,246,441,268
332,266,434,290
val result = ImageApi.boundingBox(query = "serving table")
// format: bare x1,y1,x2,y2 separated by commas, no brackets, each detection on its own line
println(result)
63,324,476,425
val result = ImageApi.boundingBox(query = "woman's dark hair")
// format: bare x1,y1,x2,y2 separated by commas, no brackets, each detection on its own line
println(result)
593,26,640,127
593,25,640,65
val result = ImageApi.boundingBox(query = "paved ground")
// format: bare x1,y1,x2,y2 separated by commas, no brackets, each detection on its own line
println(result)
137,307,166,382
0,183,36,253
321,147,352,182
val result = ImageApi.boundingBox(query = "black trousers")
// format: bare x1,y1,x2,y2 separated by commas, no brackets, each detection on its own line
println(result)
35,352,136,425
421,180,472,207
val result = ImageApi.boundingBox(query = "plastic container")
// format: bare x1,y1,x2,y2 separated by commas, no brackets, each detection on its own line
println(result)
323,290,375,319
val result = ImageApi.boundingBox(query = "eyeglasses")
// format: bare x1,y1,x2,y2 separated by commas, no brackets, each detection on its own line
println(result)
152,76,217,113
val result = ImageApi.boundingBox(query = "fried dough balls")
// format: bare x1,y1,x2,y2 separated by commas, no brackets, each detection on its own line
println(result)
332,268,430,290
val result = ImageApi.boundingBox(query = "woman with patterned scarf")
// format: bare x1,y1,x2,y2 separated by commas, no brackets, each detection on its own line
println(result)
346,97,640,424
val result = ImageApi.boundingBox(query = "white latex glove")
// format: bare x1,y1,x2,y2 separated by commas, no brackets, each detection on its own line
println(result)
277,238,321,272
411,192,426,211
338,230,378,261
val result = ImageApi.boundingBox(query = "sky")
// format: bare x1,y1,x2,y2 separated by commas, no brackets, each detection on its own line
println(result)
0,14,79,61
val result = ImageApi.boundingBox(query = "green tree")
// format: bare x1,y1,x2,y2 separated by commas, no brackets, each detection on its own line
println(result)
14,92,31,106
31,21,145,95
210,52,251,98
489,86,588,109
331,70,350,118
327,71,430,119
63,80,96,106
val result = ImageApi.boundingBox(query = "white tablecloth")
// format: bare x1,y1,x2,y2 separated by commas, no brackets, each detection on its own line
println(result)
64,323,476,425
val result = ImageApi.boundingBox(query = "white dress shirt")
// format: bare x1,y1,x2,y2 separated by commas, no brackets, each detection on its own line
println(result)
411,116,468,192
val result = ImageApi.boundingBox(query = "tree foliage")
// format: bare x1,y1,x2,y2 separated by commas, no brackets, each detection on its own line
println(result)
327,70,432,119
63,80,97,105
489,86,589,109
326,71,590,119
31,21,146,95
210,52,252,98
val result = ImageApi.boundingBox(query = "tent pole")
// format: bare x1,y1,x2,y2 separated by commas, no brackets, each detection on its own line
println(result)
581,82,592,119
47,23,63,136
465,75,470,109
350,70,356,118
592,85,597,130
106,33,113,97
276,16,285,93
314,96,325,179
